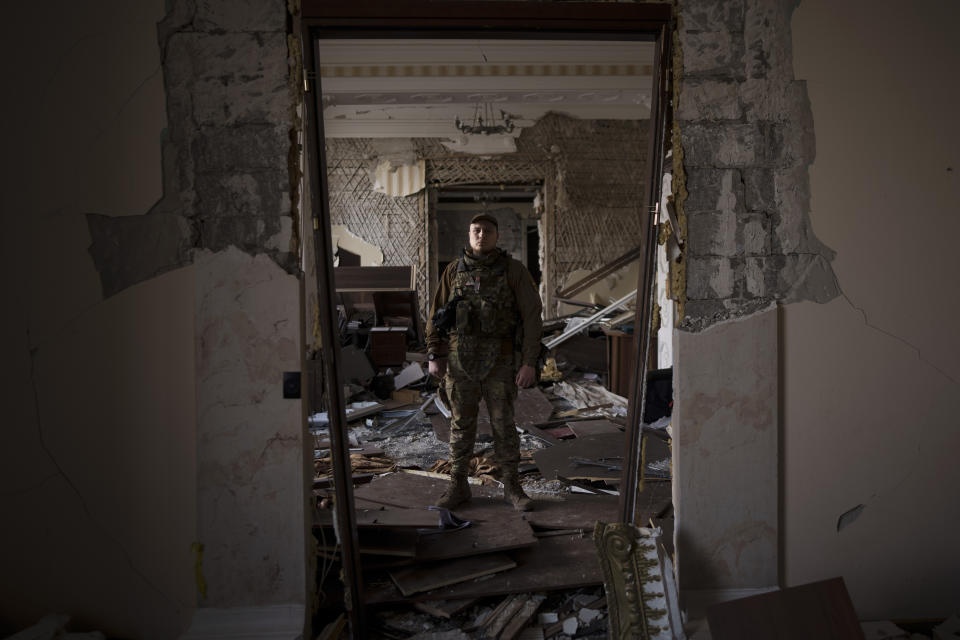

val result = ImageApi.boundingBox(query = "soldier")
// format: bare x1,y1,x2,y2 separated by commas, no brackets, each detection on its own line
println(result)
426,212,543,511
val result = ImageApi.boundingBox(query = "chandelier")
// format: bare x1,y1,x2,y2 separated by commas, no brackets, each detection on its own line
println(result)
455,102,515,135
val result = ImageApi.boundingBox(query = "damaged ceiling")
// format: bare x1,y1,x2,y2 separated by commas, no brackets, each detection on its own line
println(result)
317,39,655,141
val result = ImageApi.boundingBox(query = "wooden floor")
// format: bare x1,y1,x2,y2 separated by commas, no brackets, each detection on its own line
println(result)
319,471,672,606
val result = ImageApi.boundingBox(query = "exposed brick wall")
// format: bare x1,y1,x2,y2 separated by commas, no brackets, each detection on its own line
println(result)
87,0,297,298
675,0,839,330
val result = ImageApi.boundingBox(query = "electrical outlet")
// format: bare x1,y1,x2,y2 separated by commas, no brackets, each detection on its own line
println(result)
283,371,301,399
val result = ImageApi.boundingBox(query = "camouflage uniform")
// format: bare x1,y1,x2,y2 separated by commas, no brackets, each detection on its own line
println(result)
427,247,543,510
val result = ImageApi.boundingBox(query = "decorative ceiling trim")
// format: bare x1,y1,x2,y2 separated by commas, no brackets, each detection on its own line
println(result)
320,63,654,78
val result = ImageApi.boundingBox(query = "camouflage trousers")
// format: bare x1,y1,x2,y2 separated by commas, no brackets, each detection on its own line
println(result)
444,350,520,477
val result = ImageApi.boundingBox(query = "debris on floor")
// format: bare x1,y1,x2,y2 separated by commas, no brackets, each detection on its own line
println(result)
310,298,679,638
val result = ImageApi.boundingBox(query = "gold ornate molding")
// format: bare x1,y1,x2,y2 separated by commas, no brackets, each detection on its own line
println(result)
594,522,681,640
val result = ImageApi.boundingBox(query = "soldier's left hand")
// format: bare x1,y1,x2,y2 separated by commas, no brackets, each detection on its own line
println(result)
515,364,536,388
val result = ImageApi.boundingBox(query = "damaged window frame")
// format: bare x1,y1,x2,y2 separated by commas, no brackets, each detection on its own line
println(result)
300,2,674,635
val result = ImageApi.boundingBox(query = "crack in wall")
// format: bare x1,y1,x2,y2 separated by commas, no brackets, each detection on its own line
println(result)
85,64,163,150
830,270,960,389
25,330,185,611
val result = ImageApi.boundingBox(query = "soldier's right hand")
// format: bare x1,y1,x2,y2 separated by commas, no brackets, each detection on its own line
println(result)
428,358,447,379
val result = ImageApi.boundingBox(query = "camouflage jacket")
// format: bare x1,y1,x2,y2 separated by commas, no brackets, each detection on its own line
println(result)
426,248,542,370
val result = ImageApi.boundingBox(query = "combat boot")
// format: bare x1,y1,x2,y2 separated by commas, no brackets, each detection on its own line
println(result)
436,471,471,510
502,472,533,512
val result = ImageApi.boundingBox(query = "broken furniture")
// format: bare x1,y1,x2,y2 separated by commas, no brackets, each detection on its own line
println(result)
335,265,422,364
369,326,408,367
706,577,865,640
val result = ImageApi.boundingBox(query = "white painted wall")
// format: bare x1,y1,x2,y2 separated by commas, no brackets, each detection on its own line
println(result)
0,2,198,637
787,0,960,618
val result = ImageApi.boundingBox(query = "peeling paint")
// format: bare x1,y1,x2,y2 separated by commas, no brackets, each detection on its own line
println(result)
836,504,865,532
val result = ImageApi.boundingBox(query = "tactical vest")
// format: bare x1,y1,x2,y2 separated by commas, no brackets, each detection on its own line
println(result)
447,249,519,380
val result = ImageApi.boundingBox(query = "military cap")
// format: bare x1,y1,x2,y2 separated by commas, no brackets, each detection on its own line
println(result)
469,212,498,228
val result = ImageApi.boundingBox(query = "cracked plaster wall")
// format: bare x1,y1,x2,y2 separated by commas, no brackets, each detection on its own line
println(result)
670,0,830,597
785,0,960,618
673,0,960,618
84,0,298,298
1,0,306,635
0,2,197,637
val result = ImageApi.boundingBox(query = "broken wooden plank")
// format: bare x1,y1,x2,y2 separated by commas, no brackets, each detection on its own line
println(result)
316,527,418,557
532,433,625,483
524,494,619,531
481,594,528,639
568,419,623,438
364,533,604,604
500,594,547,640
314,506,444,529
354,470,501,509
432,533,603,600
351,473,538,561
413,598,479,619
706,577,864,640
357,553,416,571
389,553,516,597
415,497,538,562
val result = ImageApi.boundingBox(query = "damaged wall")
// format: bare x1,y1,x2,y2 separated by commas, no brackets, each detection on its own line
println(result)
0,2,197,637
674,0,837,331
83,0,299,298
1,0,306,636
785,0,960,618
671,0,828,597
324,138,429,319
673,0,960,619
323,114,648,322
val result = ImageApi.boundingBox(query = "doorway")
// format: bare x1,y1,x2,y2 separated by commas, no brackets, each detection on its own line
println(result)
433,183,541,284
302,3,673,635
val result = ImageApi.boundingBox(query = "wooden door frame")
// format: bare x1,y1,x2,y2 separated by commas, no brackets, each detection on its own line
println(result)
300,3,673,635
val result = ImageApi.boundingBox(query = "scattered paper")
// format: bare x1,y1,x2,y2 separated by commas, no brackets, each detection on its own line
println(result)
394,362,426,390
